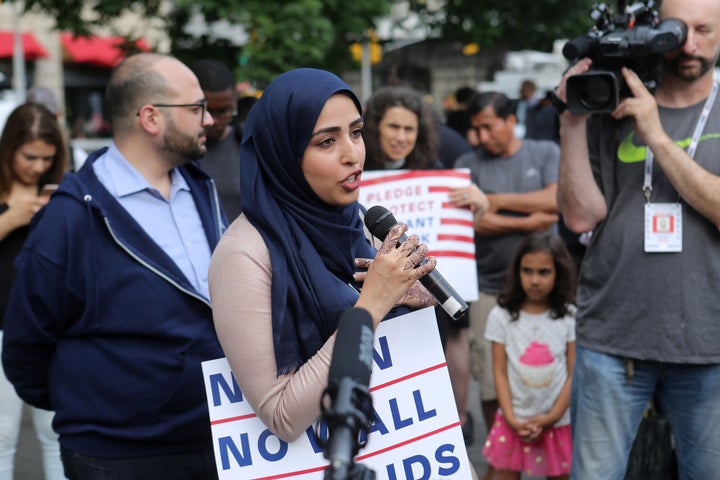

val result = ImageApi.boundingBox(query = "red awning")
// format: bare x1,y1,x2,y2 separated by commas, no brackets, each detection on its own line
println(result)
60,33,150,68
0,32,49,61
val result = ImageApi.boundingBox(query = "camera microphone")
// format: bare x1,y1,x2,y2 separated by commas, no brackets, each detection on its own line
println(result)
364,205,469,321
321,308,376,480
562,34,597,61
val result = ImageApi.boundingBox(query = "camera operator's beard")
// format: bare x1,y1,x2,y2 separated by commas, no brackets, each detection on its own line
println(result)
663,54,714,82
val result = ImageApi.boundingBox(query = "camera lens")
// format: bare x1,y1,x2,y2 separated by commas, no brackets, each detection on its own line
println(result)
567,71,619,114
578,75,614,111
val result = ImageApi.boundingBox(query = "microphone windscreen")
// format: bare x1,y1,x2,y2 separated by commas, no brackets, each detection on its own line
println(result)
328,308,374,388
364,205,398,241
562,35,594,60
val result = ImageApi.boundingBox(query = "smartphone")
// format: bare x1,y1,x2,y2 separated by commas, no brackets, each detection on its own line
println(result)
39,183,59,197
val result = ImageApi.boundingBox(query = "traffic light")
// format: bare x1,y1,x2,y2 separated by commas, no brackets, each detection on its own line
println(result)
349,30,382,64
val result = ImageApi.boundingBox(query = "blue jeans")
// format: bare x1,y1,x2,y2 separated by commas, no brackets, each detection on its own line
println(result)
60,446,218,480
570,345,720,480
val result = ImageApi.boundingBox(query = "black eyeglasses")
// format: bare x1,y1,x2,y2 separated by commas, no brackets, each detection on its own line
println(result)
137,101,208,119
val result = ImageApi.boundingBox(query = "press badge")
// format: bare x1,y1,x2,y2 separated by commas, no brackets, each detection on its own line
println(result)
644,203,682,252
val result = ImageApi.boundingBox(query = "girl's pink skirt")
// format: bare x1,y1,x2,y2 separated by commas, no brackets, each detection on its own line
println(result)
482,410,572,476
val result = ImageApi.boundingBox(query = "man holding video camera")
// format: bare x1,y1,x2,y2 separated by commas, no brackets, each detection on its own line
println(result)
556,0,720,477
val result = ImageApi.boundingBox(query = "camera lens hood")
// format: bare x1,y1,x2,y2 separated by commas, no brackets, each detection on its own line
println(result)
566,71,620,114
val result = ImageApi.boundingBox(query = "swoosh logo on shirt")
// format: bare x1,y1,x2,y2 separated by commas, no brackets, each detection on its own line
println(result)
618,131,720,163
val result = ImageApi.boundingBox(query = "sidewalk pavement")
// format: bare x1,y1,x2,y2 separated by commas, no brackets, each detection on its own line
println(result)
15,404,43,479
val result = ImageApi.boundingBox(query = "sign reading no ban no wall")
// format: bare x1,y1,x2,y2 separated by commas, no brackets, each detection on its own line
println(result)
202,307,473,479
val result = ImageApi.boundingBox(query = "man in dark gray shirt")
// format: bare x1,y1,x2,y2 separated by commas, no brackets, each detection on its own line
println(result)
189,59,242,221
454,92,559,477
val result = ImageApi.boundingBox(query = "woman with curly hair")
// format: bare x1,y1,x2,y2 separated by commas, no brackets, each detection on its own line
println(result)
363,85,440,170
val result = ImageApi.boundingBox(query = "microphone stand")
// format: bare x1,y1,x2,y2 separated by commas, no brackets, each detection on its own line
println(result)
324,461,375,480
320,379,377,480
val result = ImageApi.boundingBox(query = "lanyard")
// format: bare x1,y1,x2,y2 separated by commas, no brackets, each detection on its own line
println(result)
644,81,719,202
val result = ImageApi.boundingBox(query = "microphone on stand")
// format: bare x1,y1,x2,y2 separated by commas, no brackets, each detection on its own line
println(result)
364,205,469,321
321,307,376,480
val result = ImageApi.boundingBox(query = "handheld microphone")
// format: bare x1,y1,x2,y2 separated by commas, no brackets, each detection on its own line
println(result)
321,308,376,480
364,205,469,321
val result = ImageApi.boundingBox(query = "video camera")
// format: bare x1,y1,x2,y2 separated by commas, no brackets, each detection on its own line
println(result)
562,0,687,114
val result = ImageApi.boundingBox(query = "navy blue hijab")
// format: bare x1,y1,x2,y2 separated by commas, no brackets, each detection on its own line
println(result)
240,68,375,375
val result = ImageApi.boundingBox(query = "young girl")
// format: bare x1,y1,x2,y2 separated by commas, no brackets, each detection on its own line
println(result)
482,232,576,479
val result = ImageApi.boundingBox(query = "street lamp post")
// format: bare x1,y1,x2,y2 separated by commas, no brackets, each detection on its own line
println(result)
361,37,371,103
12,0,27,103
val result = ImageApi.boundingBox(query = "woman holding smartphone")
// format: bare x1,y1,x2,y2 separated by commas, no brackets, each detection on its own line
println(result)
0,103,67,480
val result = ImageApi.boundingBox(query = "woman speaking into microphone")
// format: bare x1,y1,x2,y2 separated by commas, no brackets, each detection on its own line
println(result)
208,68,437,443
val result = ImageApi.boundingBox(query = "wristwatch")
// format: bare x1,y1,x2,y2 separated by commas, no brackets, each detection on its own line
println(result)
550,89,568,114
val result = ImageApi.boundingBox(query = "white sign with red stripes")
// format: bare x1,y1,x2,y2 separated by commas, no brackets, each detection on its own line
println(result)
359,168,478,301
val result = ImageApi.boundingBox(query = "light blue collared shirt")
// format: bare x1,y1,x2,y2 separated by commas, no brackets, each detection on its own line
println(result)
93,143,211,299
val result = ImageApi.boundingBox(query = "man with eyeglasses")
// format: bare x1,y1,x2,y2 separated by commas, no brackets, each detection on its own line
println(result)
189,59,243,221
2,52,227,479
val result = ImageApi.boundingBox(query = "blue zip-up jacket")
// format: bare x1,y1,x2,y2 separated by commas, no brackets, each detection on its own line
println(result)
2,148,227,457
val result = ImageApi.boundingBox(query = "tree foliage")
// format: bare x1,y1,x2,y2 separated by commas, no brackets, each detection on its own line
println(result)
23,0,604,85
407,0,599,52
24,0,392,87
24,0,164,37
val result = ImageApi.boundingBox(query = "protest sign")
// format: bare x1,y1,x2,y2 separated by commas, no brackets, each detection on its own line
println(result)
359,169,478,301
202,307,472,479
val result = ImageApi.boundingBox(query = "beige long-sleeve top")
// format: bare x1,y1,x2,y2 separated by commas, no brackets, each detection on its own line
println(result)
208,214,336,442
